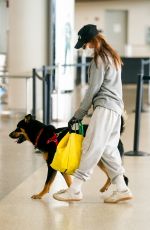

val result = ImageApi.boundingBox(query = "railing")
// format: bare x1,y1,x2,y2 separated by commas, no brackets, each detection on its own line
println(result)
0,57,90,120
0,74,31,106
32,60,90,124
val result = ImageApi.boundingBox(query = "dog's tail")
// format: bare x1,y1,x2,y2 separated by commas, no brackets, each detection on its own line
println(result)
120,111,127,134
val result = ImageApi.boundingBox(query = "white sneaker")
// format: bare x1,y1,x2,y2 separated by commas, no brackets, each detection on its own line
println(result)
104,189,133,204
53,189,83,202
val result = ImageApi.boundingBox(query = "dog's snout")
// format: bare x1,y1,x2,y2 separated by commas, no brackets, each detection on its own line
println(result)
9,130,21,139
9,131,16,138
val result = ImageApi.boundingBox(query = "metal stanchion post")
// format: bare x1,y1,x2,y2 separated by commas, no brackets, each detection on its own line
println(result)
125,74,150,156
42,66,47,124
49,69,53,123
46,70,51,124
32,68,36,119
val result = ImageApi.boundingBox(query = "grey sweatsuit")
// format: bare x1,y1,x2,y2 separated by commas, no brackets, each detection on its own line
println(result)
74,56,124,120
73,56,125,182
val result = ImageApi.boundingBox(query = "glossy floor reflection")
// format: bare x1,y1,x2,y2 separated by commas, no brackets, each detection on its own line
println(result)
0,85,150,230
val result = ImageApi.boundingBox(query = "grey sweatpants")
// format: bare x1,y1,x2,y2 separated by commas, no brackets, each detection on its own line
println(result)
73,106,125,182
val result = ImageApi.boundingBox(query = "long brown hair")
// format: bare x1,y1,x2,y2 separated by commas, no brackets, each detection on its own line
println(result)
90,33,123,69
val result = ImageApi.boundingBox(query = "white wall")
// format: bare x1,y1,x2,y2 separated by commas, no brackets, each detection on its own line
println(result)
75,0,150,57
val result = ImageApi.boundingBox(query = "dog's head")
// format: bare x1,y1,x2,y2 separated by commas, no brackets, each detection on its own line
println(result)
9,114,34,144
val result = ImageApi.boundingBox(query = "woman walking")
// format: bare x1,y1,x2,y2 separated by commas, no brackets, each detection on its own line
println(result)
53,24,133,203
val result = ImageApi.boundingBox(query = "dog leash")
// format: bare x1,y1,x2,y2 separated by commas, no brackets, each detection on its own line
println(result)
46,127,69,145
46,133,58,145
46,128,68,146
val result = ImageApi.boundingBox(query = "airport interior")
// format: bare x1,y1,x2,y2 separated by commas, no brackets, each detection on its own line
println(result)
0,0,150,229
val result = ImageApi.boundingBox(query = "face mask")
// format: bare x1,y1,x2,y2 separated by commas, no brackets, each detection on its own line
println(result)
83,47,94,57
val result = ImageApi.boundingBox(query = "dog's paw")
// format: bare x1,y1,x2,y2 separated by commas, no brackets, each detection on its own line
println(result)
31,194,42,199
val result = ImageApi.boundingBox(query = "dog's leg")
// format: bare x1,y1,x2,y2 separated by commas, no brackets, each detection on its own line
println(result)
97,160,111,193
61,173,72,187
31,166,57,199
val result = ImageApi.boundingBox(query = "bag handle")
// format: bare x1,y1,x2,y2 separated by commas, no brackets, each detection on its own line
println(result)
70,121,84,136
78,122,84,136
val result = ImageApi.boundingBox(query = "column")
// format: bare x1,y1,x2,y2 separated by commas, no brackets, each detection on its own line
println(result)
8,0,48,112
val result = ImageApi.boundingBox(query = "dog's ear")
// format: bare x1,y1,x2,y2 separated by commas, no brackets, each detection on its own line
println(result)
24,114,33,123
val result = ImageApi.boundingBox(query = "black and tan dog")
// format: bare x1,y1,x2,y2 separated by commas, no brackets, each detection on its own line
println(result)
9,114,128,199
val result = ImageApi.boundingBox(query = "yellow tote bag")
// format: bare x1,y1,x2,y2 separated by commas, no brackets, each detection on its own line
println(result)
50,124,84,175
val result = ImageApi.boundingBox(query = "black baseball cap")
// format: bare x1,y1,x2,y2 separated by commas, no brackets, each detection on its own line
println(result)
75,24,100,49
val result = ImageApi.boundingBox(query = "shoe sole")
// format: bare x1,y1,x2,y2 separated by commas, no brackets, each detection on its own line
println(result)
104,195,133,204
53,194,82,202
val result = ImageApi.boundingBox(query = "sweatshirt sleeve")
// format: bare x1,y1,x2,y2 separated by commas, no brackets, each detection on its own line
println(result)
74,59,105,120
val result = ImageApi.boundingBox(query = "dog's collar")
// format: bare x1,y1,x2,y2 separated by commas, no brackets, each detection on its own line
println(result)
34,128,44,147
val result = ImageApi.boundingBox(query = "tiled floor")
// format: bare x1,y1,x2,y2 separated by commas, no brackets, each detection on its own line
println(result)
0,85,150,230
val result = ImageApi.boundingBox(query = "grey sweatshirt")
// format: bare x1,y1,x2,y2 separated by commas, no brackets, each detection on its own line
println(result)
74,56,124,120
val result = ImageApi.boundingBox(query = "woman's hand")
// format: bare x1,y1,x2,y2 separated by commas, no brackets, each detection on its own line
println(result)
68,117,78,128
